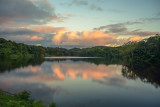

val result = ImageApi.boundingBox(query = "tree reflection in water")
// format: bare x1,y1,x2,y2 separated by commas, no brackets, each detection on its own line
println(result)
0,57,160,88
122,64,160,88
0,58,44,73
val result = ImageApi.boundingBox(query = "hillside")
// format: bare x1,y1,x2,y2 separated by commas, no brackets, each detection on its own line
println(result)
0,38,45,59
1,35,160,66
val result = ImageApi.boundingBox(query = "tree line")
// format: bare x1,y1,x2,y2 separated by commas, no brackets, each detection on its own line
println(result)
0,38,45,59
0,34,160,65
45,34,160,65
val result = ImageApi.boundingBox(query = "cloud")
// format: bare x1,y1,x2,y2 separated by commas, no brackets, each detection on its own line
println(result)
94,17,160,32
29,25,66,33
72,0,88,6
66,14,75,17
106,8,124,13
94,21,159,37
126,30,160,36
0,26,65,43
0,0,57,26
90,4,103,11
157,12,160,16
129,36,142,42
51,62,121,80
31,35,43,41
94,21,143,31
139,17,160,22
0,27,39,36
8,35,43,42
21,65,42,73
52,30,117,46
0,27,43,41
61,0,103,12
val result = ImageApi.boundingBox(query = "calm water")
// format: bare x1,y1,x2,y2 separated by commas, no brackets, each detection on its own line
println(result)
0,58,160,107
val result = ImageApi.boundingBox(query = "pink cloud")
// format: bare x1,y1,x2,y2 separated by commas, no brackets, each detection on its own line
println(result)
31,35,43,41
51,63,122,80
52,30,117,46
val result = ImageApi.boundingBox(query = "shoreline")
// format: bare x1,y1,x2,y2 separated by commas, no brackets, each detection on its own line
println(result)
44,56,104,59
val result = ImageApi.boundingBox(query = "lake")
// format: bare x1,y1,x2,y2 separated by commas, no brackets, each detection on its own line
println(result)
0,58,160,107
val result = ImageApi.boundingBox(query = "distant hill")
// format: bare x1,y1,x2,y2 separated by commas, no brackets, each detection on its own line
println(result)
0,38,45,59
1,35,160,66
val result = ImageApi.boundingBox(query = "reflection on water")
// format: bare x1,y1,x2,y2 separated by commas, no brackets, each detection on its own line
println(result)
122,65,160,88
0,58,44,72
0,58,160,107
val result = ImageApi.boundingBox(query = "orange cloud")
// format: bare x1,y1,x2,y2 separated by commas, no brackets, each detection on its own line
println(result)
53,31,66,43
31,36,43,41
129,36,142,42
51,63,122,80
52,66,65,79
66,69,78,79
52,30,117,46
4,62,122,84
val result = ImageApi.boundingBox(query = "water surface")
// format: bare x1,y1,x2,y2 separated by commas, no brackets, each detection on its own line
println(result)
0,58,160,107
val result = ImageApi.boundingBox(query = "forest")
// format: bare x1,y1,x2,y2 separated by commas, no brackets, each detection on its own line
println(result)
0,38,45,59
0,34,160,66
0,34,160,107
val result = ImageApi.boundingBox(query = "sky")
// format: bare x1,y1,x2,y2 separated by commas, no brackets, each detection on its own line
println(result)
0,0,160,48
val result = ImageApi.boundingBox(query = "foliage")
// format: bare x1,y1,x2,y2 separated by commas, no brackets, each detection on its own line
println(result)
0,90,56,107
122,64,160,88
123,34,160,66
44,34,160,66
1,34,160,65
0,38,45,59
45,46,121,58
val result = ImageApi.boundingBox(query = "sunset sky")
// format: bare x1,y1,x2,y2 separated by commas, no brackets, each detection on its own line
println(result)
0,0,160,48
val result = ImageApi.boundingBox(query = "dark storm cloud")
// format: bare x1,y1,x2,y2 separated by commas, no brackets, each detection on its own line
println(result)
0,0,57,25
